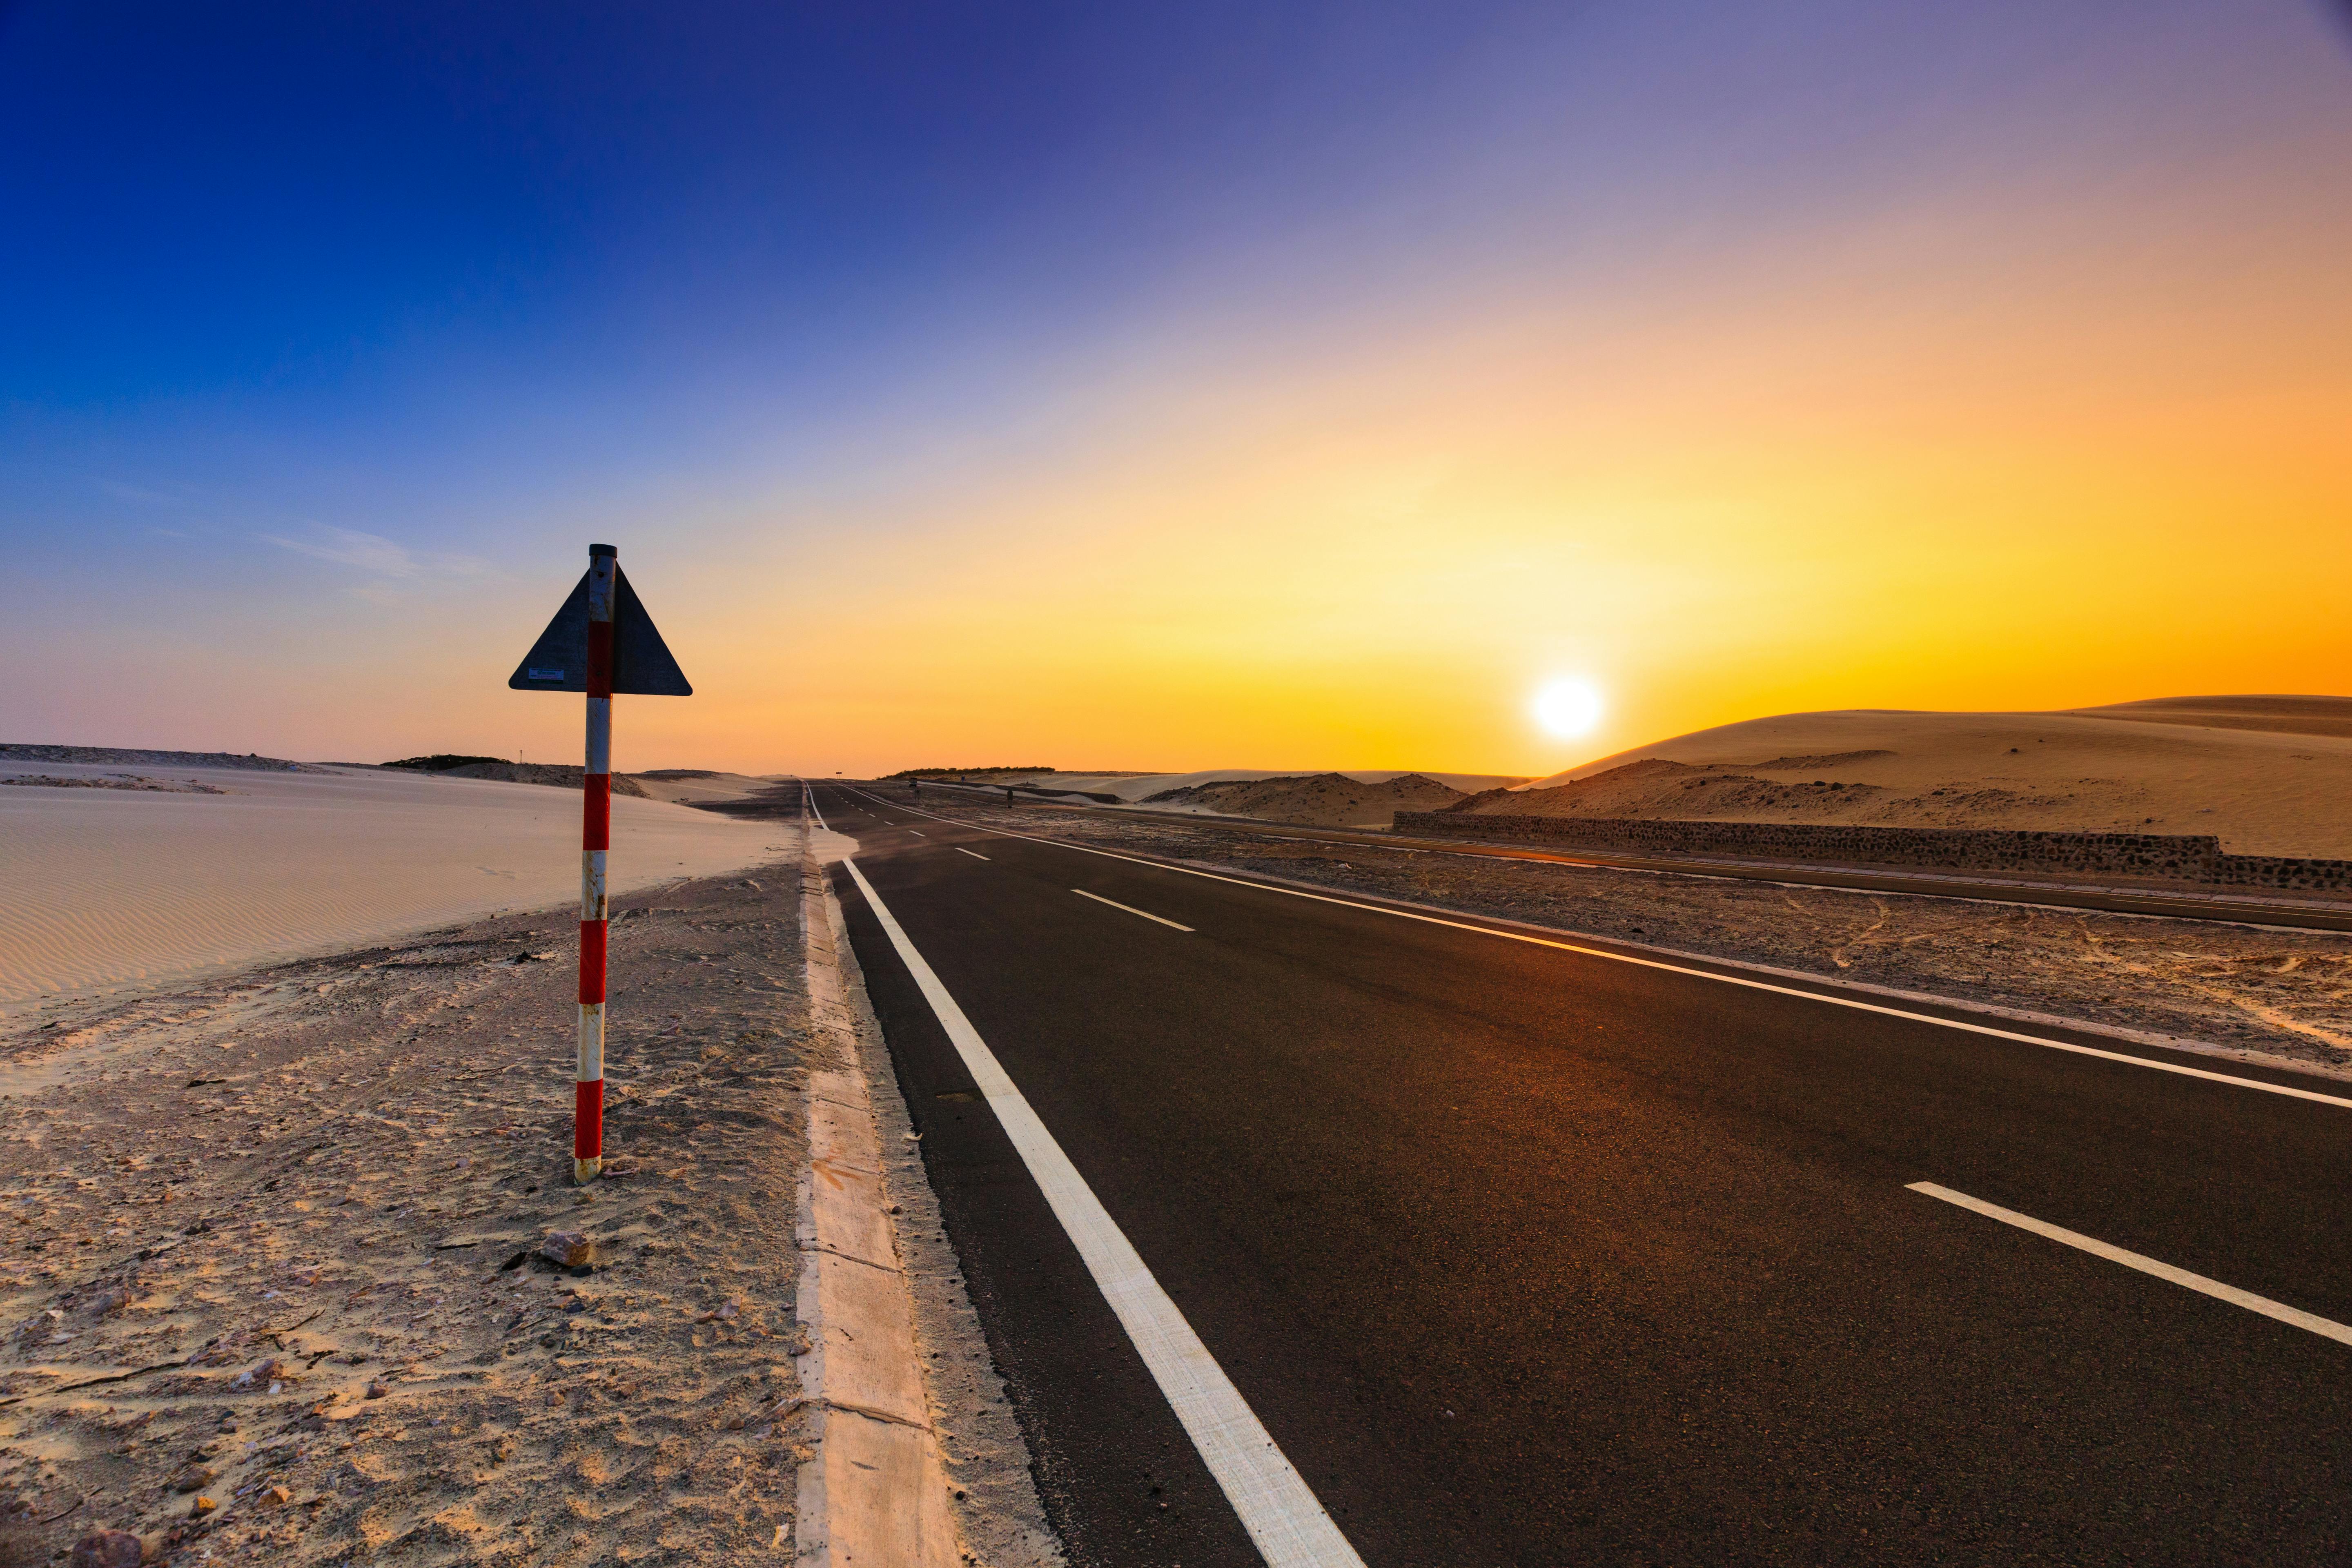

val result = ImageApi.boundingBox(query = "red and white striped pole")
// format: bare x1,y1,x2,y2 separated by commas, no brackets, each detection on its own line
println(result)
577,542,616,1185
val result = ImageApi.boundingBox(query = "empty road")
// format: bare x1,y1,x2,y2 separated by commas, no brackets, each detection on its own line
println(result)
805,781,2352,1566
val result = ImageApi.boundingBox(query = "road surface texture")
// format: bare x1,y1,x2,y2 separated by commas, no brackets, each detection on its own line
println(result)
873,797,2352,1076
807,782,2352,1566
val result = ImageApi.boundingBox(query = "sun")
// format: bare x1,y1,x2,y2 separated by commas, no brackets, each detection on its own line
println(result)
1533,678,1604,739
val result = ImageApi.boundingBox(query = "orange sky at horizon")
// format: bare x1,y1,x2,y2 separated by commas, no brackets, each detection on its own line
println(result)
587,164,2352,780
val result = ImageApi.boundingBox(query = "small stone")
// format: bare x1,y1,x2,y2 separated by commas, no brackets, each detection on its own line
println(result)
70,1530,142,1568
230,1356,285,1391
189,1496,218,1517
364,1381,388,1399
172,1463,218,1493
538,1230,594,1269
261,1485,291,1508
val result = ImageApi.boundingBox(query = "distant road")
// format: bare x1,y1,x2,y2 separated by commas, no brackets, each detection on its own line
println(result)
913,780,2352,933
811,781,2352,1565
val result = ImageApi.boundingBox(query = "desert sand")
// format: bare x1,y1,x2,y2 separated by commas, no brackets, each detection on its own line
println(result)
628,771,785,808
947,768,1523,803
0,862,813,1562
1492,697,2352,858
1136,771,1470,827
0,763,789,1018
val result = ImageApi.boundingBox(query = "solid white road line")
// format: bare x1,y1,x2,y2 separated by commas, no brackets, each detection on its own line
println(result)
1074,888,1194,932
837,857,1363,1568
840,787,2352,1114
801,782,830,832
1907,1182,2352,1348
956,848,991,862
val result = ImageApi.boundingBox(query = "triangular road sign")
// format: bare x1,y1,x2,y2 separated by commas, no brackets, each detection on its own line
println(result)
508,564,693,695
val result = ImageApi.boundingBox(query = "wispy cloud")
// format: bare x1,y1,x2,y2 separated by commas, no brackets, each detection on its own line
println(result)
260,524,491,580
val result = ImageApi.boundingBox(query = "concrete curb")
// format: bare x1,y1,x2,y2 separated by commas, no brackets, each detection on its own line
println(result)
794,846,961,1568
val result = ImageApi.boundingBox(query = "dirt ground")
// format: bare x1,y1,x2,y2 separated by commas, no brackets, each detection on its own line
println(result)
906,797,2352,1076
0,861,814,1565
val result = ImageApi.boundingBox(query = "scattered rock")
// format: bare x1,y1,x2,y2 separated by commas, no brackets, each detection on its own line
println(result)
364,1380,389,1399
188,1496,217,1517
260,1484,291,1508
170,1464,217,1494
538,1230,595,1269
229,1357,285,1390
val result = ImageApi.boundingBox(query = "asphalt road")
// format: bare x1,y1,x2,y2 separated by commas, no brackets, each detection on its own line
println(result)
915,780,2352,933
806,781,2352,1566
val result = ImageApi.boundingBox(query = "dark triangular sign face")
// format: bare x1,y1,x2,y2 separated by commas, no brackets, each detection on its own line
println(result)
508,564,693,695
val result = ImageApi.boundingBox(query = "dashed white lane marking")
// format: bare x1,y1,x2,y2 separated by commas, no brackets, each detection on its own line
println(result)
1073,889,1194,932
956,848,990,862
909,830,927,837
837,857,1363,1568
1907,1183,2352,1348
841,788,2352,1115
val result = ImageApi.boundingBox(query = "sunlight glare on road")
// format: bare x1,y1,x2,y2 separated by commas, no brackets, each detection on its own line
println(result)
1534,678,1604,739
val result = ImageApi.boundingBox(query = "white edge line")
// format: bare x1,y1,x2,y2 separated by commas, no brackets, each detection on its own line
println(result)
1073,888,1194,932
842,787,2352,1114
836,855,1363,1568
1906,1182,2352,1348
956,848,991,862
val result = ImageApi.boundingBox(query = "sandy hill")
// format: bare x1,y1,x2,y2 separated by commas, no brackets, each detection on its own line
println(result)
1,744,328,773
430,760,651,798
1143,771,1468,827
1474,696,2352,858
971,768,1525,802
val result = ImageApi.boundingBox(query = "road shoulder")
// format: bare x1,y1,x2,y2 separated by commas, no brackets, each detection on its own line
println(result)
795,833,1063,1568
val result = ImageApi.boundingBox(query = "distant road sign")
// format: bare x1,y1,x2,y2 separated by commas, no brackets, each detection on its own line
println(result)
508,561,692,695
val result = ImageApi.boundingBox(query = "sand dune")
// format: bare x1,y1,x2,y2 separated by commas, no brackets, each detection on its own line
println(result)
1140,771,1468,827
627,769,784,807
965,767,1525,802
0,762,788,1015
1490,697,2352,857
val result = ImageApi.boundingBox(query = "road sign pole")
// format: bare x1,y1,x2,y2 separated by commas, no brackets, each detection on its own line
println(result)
509,538,690,1187
577,543,616,1185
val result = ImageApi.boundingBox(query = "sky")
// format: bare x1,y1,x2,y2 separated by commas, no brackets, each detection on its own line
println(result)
3,1,2349,776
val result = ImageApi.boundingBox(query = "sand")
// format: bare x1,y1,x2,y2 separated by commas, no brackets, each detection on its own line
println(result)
0,864,813,1563
625,772,784,809
1137,771,1470,828
1499,698,2352,858
944,768,1524,803
0,764,790,1019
